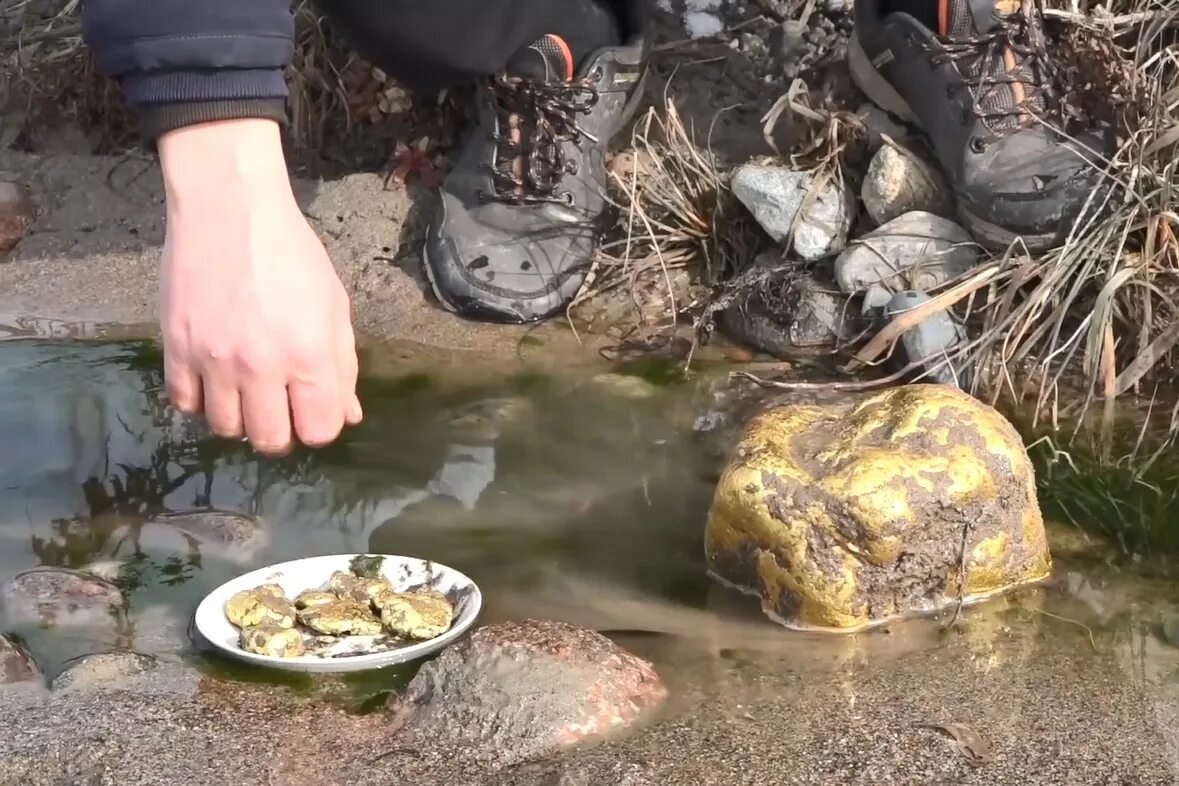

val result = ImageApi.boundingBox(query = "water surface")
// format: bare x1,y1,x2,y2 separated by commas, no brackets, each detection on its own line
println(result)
1,339,1177,705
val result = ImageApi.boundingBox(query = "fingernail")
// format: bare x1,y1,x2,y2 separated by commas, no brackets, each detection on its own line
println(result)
349,396,364,424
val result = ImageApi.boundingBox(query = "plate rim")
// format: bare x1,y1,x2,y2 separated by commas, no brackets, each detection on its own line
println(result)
193,553,482,673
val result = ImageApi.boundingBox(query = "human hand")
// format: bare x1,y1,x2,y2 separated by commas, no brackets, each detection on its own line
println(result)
157,118,362,455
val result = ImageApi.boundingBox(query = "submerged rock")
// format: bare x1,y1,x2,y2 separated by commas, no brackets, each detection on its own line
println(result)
721,255,858,359
731,165,855,260
835,211,980,312
0,568,126,629
590,373,661,400
50,650,158,692
0,181,36,254
144,510,269,560
0,634,39,686
704,384,1051,631
390,619,666,766
882,290,968,387
861,143,951,225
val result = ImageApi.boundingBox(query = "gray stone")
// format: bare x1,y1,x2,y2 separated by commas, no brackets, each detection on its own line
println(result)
731,165,855,260
722,254,858,359
389,619,667,767
883,290,968,387
862,143,952,225
834,211,981,312
50,650,158,692
0,634,39,686
145,510,269,560
0,568,125,629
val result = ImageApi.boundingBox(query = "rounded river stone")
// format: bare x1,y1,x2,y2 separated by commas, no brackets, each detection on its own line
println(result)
50,650,158,692
390,619,667,766
704,384,1051,631
1,568,126,628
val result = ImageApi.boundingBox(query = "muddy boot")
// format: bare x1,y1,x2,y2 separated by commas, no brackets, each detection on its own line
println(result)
423,17,650,323
849,0,1113,252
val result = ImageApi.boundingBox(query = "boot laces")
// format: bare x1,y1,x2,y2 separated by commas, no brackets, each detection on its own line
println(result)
484,75,600,206
924,9,1058,141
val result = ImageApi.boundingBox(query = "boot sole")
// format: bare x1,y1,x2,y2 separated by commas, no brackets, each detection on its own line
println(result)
422,66,653,322
847,35,1060,254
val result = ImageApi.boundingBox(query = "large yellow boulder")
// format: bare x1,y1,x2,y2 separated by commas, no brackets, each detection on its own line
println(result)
704,384,1050,632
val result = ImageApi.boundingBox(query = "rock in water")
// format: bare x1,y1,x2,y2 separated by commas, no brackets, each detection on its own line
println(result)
144,510,269,561
0,633,39,685
51,650,158,692
882,290,968,387
1,568,126,628
731,165,855,260
834,211,980,312
390,620,666,766
704,385,1051,631
0,181,36,253
861,143,951,225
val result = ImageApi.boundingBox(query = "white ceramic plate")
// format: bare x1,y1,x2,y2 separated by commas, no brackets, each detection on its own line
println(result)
193,554,482,673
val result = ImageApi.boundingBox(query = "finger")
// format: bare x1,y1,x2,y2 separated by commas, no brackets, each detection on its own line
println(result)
348,393,364,425
202,373,244,439
336,320,363,427
164,353,203,414
240,379,294,456
289,375,345,448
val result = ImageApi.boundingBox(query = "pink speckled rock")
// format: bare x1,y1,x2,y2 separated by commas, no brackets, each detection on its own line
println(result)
391,619,666,765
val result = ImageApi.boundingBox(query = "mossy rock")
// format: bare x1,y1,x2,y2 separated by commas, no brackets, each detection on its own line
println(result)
704,384,1051,631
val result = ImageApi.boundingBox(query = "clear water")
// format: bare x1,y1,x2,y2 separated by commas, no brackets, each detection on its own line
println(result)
2,339,1178,699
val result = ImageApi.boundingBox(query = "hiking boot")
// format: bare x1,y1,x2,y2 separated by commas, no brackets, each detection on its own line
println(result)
423,17,650,323
849,0,1113,252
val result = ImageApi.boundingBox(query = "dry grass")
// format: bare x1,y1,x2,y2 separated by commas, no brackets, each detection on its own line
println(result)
742,0,1179,455
572,92,760,330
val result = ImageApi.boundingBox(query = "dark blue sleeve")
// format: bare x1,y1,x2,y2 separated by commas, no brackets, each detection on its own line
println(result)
81,0,296,140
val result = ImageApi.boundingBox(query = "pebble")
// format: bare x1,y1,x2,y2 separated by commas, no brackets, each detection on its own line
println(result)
862,143,952,225
731,165,855,260
882,290,968,387
684,11,725,38
0,633,39,686
0,568,126,629
390,619,667,766
834,211,981,312
0,181,36,253
50,650,158,692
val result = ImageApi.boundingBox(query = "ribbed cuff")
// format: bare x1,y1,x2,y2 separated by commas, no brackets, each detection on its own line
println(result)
138,98,289,142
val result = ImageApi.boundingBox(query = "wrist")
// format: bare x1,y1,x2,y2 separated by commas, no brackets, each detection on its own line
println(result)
159,118,293,213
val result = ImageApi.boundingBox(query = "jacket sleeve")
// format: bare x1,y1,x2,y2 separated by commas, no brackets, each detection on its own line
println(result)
81,0,296,141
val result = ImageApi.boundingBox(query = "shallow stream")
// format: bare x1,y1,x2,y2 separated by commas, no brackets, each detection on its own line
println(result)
2,338,1178,714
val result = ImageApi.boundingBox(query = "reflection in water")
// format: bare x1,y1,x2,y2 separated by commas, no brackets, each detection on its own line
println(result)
1,339,1179,705
0,340,710,667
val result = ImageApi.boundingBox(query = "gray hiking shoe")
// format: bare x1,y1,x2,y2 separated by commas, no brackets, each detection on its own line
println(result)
849,0,1114,252
423,23,649,323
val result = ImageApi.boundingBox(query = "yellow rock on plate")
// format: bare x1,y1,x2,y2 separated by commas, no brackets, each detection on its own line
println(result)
704,384,1051,632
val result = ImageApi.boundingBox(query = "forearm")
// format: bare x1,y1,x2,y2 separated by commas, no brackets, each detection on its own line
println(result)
81,0,296,141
